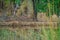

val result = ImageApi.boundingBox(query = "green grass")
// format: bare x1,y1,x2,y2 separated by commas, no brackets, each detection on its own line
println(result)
0,27,60,40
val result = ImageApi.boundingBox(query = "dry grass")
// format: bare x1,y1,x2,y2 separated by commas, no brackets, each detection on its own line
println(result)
37,12,49,22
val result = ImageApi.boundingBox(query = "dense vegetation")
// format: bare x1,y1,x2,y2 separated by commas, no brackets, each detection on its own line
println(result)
0,0,60,14
0,0,60,40
0,27,60,40
0,0,60,21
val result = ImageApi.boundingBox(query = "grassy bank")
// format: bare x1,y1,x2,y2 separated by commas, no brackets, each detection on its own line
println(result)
0,26,60,40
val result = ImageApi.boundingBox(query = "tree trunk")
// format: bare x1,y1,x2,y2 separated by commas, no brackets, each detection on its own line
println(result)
32,0,37,21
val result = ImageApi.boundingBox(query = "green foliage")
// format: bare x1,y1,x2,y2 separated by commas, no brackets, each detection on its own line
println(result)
0,0,60,19
35,0,60,16
4,0,10,8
